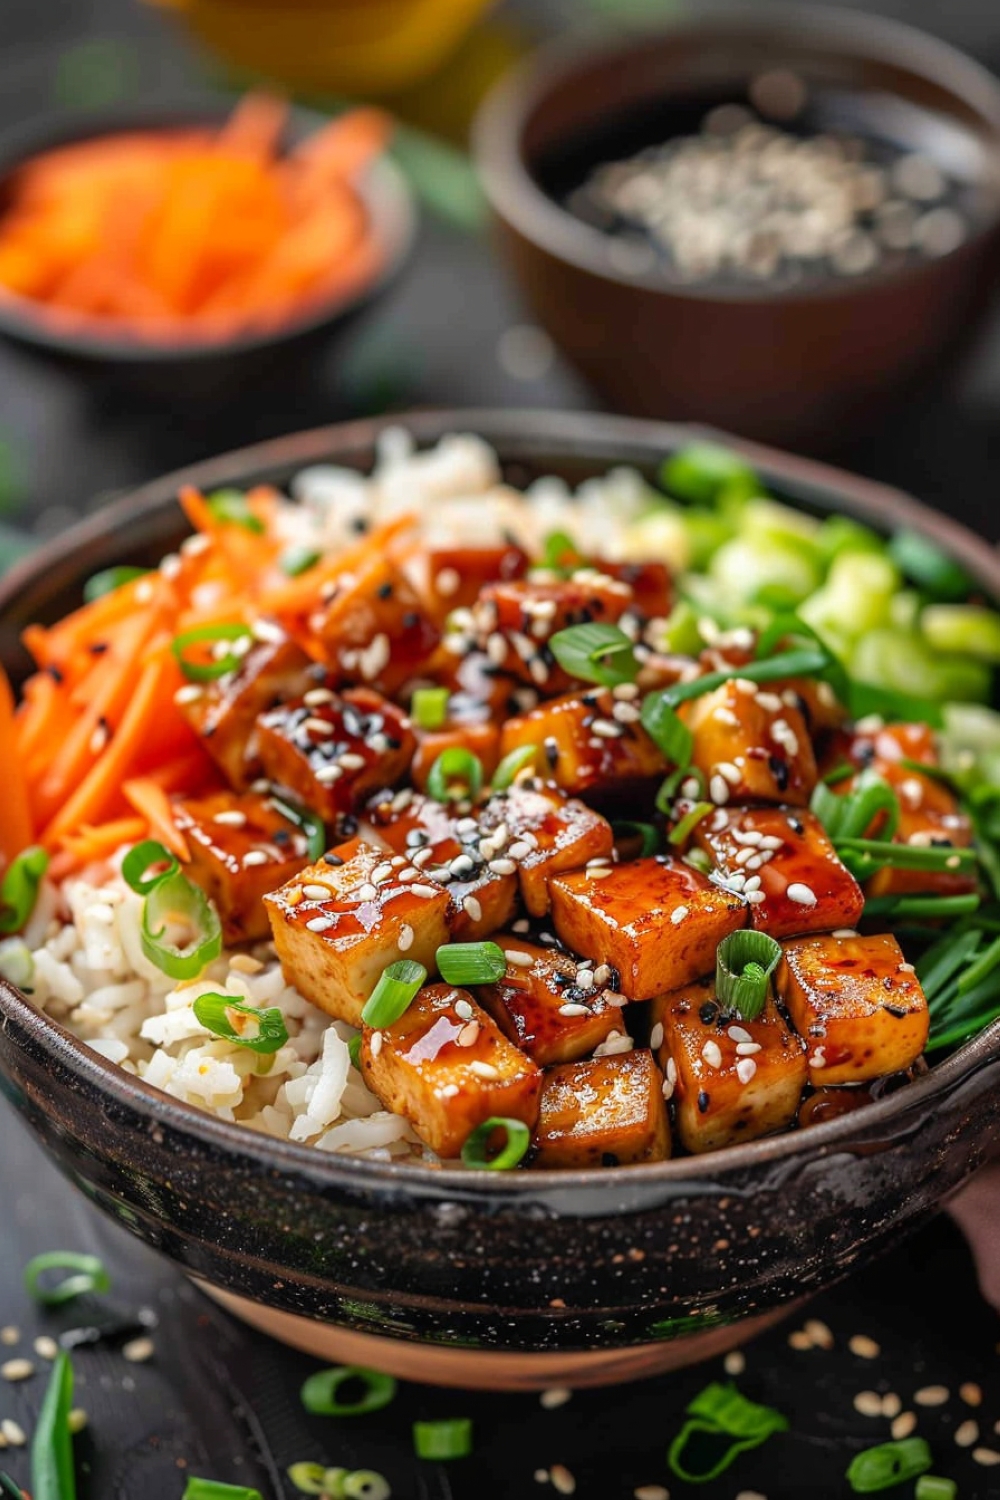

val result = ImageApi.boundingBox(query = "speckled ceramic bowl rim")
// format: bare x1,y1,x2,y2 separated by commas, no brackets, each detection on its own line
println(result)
1,407,997,1195
473,1,1000,307
0,101,416,361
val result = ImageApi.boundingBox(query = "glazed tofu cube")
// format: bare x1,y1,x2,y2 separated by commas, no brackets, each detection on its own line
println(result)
478,936,621,1064
425,543,528,616
653,983,807,1153
682,680,817,806
360,983,542,1158
363,791,517,940
256,686,416,821
411,721,500,794
498,689,668,802
264,837,451,1025
478,783,615,916
175,632,314,789
531,1051,671,1168
472,572,635,693
549,857,746,1001
313,555,440,697
693,806,864,938
776,932,929,1085
594,560,672,620
173,790,312,943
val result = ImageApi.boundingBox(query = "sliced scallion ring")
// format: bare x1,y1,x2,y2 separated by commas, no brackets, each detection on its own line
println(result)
640,693,693,766
121,839,179,895
24,1251,110,1306
361,960,427,1028
668,801,713,847
426,747,484,803
83,565,149,603
460,1117,531,1171
846,1436,933,1493
171,623,253,683
436,942,506,986
192,994,289,1054
549,623,638,687
491,744,539,790
716,931,782,1021
411,686,450,730
141,870,222,980
0,845,49,934
413,1418,473,1461
286,1465,328,1496
299,1365,397,1417
266,795,326,862
342,1472,391,1500
206,489,265,534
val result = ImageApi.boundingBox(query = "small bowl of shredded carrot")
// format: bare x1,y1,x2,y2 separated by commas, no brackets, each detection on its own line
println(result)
0,94,414,386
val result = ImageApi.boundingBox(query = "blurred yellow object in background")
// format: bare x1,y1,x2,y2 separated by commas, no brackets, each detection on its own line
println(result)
146,0,496,96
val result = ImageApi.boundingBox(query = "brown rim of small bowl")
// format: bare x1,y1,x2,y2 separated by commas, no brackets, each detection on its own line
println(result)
1,407,998,1195
473,0,1000,307
0,102,416,361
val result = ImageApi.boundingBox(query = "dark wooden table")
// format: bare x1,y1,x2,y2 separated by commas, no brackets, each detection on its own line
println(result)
2,1,1000,1495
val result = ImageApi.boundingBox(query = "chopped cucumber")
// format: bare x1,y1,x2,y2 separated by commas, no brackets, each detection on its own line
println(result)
851,628,991,704
660,443,761,507
922,604,1000,663
710,534,821,608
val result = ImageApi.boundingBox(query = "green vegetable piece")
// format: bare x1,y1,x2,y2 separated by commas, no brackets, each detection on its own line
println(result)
140,869,222,979
172,623,255,683
915,1479,957,1500
710,534,820,608
266,795,326,862
193,994,289,1054
0,846,49,934
922,604,1000,663
461,1117,531,1171
341,1472,391,1500
299,1366,397,1417
411,686,450,730
280,545,322,578
436,942,506,986
661,444,760,506
24,1251,110,1307
82,565,148,603
121,839,179,895
715,932,782,1021
206,490,265,534
667,802,712,847
0,1473,24,1499
361,960,427,1028
426,748,484,803
815,514,883,564
640,692,693,766
845,1436,933,1492
549,622,638,687
413,1417,473,1460
31,1351,76,1500
889,528,973,601
348,1033,363,1069
492,744,539,791
182,1483,264,1500
612,820,661,857
667,1382,788,1484
287,1464,328,1495
657,599,706,656
852,628,990,707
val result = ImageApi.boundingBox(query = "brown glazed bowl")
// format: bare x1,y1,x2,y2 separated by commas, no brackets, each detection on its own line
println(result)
0,410,998,1390
473,6,1000,449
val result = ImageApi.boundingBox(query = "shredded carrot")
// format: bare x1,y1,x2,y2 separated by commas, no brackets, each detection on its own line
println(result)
122,777,190,862
52,817,148,877
0,665,34,860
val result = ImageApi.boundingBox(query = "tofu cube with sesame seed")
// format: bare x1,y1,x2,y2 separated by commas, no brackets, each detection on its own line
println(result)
594,560,672,620
411,721,501,794
472,573,636,693
498,689,668,804
776,932,929,1085
313,555,440,697
548,857,746,1002
478,783,615,917
694,806,864,939
360,983,542,1158
681,680,818,805
175,633,315,789
362,791,517,941
653,983,807,1153
255,687,416,822
531,1051,671,1168
264,838,451,1025
478,936,622,1065
424,543,529,617
173,790,313,943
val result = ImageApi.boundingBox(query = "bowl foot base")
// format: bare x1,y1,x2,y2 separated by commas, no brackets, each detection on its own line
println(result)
198,1284,797,1389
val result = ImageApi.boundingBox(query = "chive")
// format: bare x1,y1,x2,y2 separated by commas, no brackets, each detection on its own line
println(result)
668,801,713,847
461,1117,531,1170
182,1483,263,1500
652,645,831,714
847,680,946,728
0,1475,23,1499
30,1351,76,1500
299,1366,397,1417
141,870,222,980
24,1251,110,1307
612,820,660,856
492,744,539,790
640,693,694,766
412,686,450,730
121,839,179,895
548,623,638,687
426,748,483,803
436,942,506,986
413,1418,473,1460
172,623,254,683
0,846,49,934
83,565,149,603
863,893,981,921
266,795,326,862
341,1473,390,1500
715,932,782,1021
280,545,322,578
193,994,289,1054
833,837,976,876
889,527,972,601
810,771,900,843
917,928,982,1002
915,1479,957,1500
206,489,265,534
845,1437,933,1492
361,959,427,1028
660,443,760,506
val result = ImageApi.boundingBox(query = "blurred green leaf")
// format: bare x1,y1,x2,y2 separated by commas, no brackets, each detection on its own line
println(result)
390,125,486,234
53,37,139,110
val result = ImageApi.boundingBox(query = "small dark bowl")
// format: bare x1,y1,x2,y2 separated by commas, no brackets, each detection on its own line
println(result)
0,102,416,403
474,6,1000,449
0,410,998,1388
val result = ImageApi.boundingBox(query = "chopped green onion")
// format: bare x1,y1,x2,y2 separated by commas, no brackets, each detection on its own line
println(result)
915,1479,957,1500
280,545,322,578
172,623,253,683
141,870,222,979
0,846,49,934
660,444,760,506
684,847,713,875
31,1351,76,1500
851,628,989,709
361,960,427,1028
24,1251,110,1307
811,770,900,843
656,766,703,813
193,994,289,1054
668,802,713,847
266,795,326,862
549,623,638,687
286,1465,328,1496
847,680,946,728
82,565,148,603
755,610,850,703
542,530,581,572
833,837,975,878
0,1474,24,1499
436,942,506,986
864,893,981,922
342,1472,390,1500
640,693,694,766
958,931,1000,994
845,1436,932,1493
922,603,1000,662
461,1117,531,1171
206,489,265,534
121,839,179,895
413,1418,473,1461
658,599,705,656
299,1366,397,1417
492,744,539,790
658,646,831,712
716,932,782,1021
426,747,484,803
889,527,972,601
182,1483,263,1500
412,686,450,730
667,1382,788,1484
612,820,660,857
348,1033,363,1068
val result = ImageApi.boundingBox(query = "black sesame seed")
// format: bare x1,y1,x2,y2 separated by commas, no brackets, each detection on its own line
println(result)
351,517,370,534
47,665,64,683
376,582,394,599
768,755,790,792
402,611,420,629
323,853,344,867
88,641,109,656
699,1001,720,1025
884,1004,907,1018
601,1153,620,1168
697,1090,711,1114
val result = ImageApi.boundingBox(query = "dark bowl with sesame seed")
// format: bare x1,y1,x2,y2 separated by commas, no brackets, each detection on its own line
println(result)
473,5,1000,450
0,409,998,1391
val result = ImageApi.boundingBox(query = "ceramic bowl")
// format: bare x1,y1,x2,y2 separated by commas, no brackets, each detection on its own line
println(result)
473,6,1000,449
0,410,998,1390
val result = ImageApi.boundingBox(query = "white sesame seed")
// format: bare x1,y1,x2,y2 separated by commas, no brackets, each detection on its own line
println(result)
756,692,782,712
666,1057,677,1085
535,1472,549,1486
174,684,204,705
89,722,110,755
736,1057,758,1085
955,1420,979,1448
314,764,344,783
489,858,517,876
122,1336,155,1364
212,810,248,828
370,1032,383,1058
633,1488,670,1500
735,847,756,865
1,1419,25,1446
848,1335,880,1360
594,1031,634,1056
302,883,331,901
508,840,533,861
960,1382,983,1407
135,579,155,604
550,1464,576,1495
440,1083,460,1099
758,835,784,851
68,1408,88,1435
972,1448,1000,1467
804,1320,834,1350
559,1003,592,1018
709,775,730,804
1,1359,34,1382
881,1392,902,1418
0,1330,18,1347
436,567,461,597
787,883,817,906
727,1025,752,1043
454,999,475,1022
505,949,535,967
305,916,335,933
650,1023,664,1050
411,883,442,900
891,1412,917,1440
470,1060,500,1080
371,863,395,885
671,905,689,925
716,762,742,786
339,753,366,771
304,687,336,706
356,883,379,902
724,1350,745,1377
788,1330,813,1350
181,532,211,556
463,895,483,922
736,1041,762,1057
702,1040,723,1069
914,1386,949,1406
854,1391,883,1417
33,1337,59,1361
540,1387,572,1410
575,969,595,990
398,924,414,952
